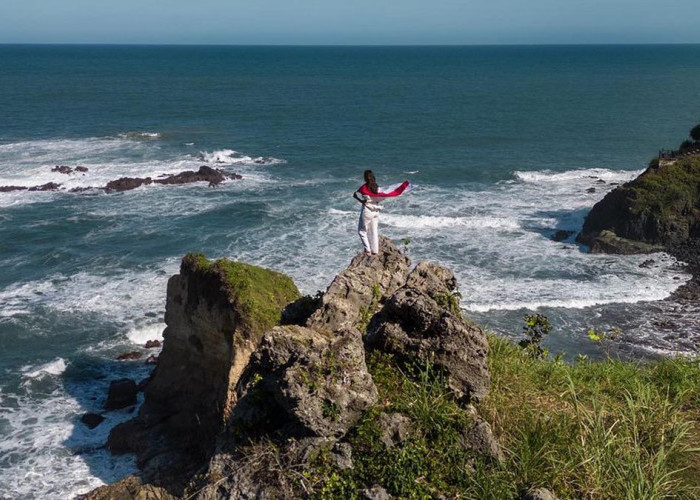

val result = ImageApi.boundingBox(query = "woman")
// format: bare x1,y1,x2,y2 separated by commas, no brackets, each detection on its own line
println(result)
353,170,412,255
353,170,382,255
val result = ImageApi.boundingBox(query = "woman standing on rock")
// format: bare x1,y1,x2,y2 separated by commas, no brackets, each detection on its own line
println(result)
353,170,412,256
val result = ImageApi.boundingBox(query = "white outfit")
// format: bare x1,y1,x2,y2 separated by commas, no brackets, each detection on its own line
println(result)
357,194,383,254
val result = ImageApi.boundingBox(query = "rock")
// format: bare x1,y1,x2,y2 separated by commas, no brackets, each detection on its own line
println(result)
577,155,700,255
0,186,27,192
144,339,161,348
551,230,574,242
362,484,392,500
117,351,142,361
234,325,378,438
145,354,158,364
378,412,412,448
77,475,176,500
332,442,354,470
639,259,656,268
76,166,89,172
154,166,226,187
595,179,606,184
281,292,322,326
80,412,105,429
520,487,560,500
107,254,299,477
586,187,596,193
105,378,138,410
461,417,504,462
51,165,73,174
307,237,410,332
367,263,490,402
28,182,61,191
104,177,153,192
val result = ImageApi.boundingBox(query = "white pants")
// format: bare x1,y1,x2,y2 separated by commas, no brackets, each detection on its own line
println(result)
358,206,379,254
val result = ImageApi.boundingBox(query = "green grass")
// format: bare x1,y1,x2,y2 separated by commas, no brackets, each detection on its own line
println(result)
182,252,300,337
301,336,700,499
624,156,700,218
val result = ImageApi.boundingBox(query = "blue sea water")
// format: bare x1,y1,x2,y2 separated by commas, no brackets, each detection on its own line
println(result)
1,44,699,498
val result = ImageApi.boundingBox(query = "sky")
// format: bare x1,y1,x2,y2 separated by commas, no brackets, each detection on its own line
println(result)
1,0,699,45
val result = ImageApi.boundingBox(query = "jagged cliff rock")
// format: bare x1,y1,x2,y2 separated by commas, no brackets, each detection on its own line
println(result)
307,237,410,332
106,254,300,482
231,325,377,439
366,261,490,402
577,156,700,255
86,240,494,500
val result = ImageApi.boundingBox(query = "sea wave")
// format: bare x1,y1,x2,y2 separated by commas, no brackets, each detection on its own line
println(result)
198,149,285,166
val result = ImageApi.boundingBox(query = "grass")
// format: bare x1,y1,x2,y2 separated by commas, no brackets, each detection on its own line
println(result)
624,155,700,219
182,252,300,337
301,336,700,499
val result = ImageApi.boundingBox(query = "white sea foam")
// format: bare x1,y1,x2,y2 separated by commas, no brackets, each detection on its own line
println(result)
199,148,285,166
126,323,165,345
512,168,642,184
21,358,68,379
116,131,161,139
382,214,521,231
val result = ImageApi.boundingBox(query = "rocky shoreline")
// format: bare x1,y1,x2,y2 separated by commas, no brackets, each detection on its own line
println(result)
0,165,241,194
80,239,516,500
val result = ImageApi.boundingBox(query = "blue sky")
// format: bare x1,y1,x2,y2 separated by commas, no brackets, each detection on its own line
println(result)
2,0,699,45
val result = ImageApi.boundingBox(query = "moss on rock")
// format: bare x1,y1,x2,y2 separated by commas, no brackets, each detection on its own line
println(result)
182,252,300,337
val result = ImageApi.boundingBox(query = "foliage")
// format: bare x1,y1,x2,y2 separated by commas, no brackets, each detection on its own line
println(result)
357,283,382,332
623,156,700,218
434,290,463,317
690,123,700,142
519,314,551,358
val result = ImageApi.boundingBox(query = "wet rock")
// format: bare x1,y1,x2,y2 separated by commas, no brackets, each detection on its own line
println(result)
639,259,656,268
378,412,412,448
145,354,158,364
52,165,73,174
595,179,606,184
144,339,161,348
307,237,410,332
367,263,490,402
235,325,378,438
80,412,105,429
551,230,575,242
0,185,27,192
28,182,61,191
362,484,392,500
105,378,138,410
520,487,560,500
586,187,596,193
461,417,504,462
117,351,142,361
76,166,89,172
153,166,226,187
104,177,153,192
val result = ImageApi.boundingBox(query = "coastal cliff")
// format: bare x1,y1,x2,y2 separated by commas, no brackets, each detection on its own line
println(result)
82,239,700,500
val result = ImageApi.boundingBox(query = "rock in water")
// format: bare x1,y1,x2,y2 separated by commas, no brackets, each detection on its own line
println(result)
107,254,299,480
367,262,490,402
307,237,410,332
80,413,105,429
577,156,700,255
105,378,138,410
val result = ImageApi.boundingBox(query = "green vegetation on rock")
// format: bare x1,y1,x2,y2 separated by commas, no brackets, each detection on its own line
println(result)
182,252,300,336
626,156,700,218
302,336,700,500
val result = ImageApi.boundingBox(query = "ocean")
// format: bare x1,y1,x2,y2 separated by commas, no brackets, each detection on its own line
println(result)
0,44,699,498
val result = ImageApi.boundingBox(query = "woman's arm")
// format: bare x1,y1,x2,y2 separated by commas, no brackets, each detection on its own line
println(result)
353,191,366,204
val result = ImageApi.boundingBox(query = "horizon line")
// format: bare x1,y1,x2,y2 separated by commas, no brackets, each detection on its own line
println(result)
1,42,700,48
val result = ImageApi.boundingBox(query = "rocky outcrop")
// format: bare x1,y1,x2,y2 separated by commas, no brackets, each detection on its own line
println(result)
577,156,700,255
366,262,490,402
307,237,410,332
90,241,496,499
79,476,176,500
232,325,377,439
107,254,299,481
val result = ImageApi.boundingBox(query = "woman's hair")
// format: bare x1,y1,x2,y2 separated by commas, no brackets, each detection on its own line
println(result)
364,169,378,193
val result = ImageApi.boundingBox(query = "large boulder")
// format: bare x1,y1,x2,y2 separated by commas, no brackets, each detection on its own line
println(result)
577,156,700,254
108,254,299,479
367,262,490,402
307,237,410,332
232,325,378,439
